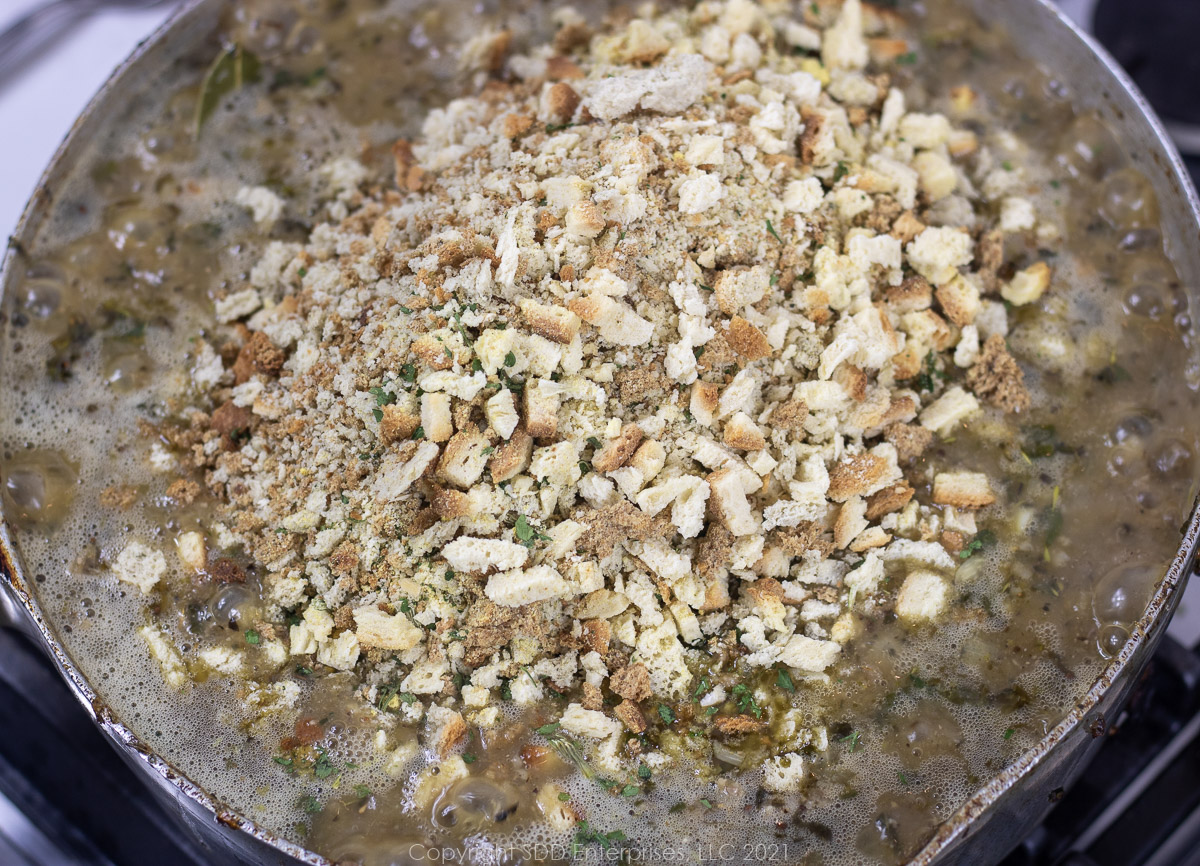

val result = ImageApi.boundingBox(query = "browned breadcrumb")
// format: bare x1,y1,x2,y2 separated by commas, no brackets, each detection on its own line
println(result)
827,452,892,502
379,404,421,444
976,229,1004,290
165,477,201,505
488,428,533,483
232,331,286,384
545,82,581,120
210,558,247,584
576,500,663,559
581,618,612,655
966,335,1031,413
581,682,604,711
592,423,644,473
771,522,835,558
713,714,766,736
941,530,966,555
613,367,672,406
725,316,772,361
770,398,809,432
883,276,932,312
100,484,139,509
864,482,914,521
884,422,935,463
615,700,647,733
609,663,653,702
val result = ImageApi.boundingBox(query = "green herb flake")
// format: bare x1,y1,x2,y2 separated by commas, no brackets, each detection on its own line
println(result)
537,722,562,736
504,350,517,367
766,220,783,243
1003,727,1015,740
731,683,762,718
621,784,640,798
462,753,478,764
353,784,371,799
244,629,261,646
638,763,652,780
841,730,862,753
776,666,795,693
896,51,918,65
658,704,677,725
313,748,336,779
558,791,572,801
369,386,396,406
195,44,261,137
300,794,322,814
700,798,715,809
833,161,850,182
295,665,313,676
959,528,998,559
411,426,425,440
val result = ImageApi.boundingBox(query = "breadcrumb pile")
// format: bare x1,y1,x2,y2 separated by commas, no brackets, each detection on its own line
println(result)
138,0,1055,785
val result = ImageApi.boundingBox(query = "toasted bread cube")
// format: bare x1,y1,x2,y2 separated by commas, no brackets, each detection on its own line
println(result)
723,411,767,451
932,471,996,509
1001,261,1052,306
438,430,489,489
421,392,454,443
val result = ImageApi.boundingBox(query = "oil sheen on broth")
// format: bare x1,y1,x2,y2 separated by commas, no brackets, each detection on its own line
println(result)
0,1,1197,865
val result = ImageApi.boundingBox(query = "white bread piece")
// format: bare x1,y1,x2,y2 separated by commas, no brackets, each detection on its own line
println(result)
833,496,869,549
353,606,424,650
176,531,206,572
1001,261,1051,306
912,151,957,201
560,703,622,740
778,634,841,672
485,564,571,606
113,540,167,594
896,570,950,622
707,467,759,536
762,753,806,793
919,386,980,435
905,225,973,286
441,536,529,573
714,265,771,315
438,429,490,488
485,389,520,440
569,294,653,345
374,441,441,501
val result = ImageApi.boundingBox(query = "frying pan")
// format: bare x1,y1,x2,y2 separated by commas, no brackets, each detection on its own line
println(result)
1,0,1198,864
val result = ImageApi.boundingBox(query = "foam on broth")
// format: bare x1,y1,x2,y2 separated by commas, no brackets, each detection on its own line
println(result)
1,1,1197,863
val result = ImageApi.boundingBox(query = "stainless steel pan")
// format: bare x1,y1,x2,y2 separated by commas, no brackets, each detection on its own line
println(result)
1,0,1198,863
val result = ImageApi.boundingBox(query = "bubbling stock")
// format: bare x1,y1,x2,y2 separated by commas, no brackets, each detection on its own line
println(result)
0,1,1197,864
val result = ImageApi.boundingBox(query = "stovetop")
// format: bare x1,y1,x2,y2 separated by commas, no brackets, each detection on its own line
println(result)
2,0,1200,864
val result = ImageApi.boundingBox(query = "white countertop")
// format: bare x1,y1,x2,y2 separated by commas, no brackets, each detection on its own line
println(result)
0,0,180,239
1,0,1198,649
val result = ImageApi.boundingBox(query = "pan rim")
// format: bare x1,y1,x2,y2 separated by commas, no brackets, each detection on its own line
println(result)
0,1,1198,864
